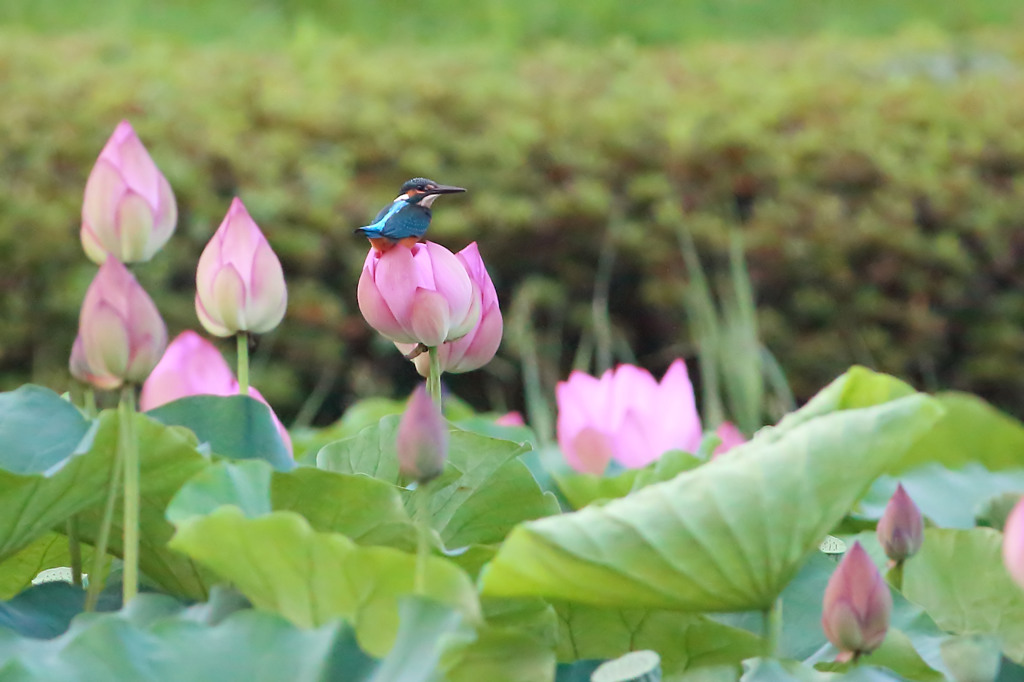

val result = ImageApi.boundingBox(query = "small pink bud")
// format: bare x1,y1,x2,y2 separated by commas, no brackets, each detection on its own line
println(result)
140,330,292,454
1002,497,1024,590
357,242,480,348
395,385,448,482
395,242,502,374
77,258,168,388
69,333,120,390
876,484,924,562
81,121,177,264
822,542,892,658
196,198,287,337
556,360,702,473
712,421,747,458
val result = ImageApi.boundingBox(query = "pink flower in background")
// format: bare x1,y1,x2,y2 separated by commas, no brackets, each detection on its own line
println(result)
195,198,287,337
358,242,480,348
713,421,747,457
495,412,525,427
81,120,177,264
77,258,167,389
396,384,448,482
140,330,293,454
821,542,892,659
556,360,702,474
876,484,924,563
395,242,502,374
1003,496,1024,590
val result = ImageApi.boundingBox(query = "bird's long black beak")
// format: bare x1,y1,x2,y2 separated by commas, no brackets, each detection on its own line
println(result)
425,184,466,195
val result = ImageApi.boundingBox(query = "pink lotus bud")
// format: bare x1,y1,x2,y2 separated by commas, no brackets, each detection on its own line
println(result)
1002,496,1024,590
77,258,168,388
81,121,177,264
395,242,502,374
140,330,293,454
876,484,924,562
822,542,892,658
69,333,121,390
495,411,525,427
357,242,480,348
556,360,702,474
395,384,448,482
712,421,747,457
195,198,287,337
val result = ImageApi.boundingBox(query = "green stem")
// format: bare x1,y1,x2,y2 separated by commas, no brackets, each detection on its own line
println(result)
66,516,83,588
413,481,433,595
120,385,140,604
426,346,442,405
763,597,782,657
237,333,250,396
889,560,904,592
85,431,125,611
83,388,97,418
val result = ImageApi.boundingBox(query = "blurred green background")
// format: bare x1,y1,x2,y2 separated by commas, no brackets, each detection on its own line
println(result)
2,1,1024,431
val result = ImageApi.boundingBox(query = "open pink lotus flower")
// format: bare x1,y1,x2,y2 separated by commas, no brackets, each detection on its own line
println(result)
555,360,702,474
395,242,502,374
140,330,293,454
196,198,287,337
81,120,177,265
358,242,480,348
822,541,892,659
76,258,168,389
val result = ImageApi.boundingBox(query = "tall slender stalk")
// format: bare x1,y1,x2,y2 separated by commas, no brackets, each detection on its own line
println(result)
763,597,782,657
70,386,99,590
120,385,140,603
66,517,83,588
888,561,904,592
237,332,250,396
83,387,97,418
413,481,433,595
85,435,125,611
427,346,442,405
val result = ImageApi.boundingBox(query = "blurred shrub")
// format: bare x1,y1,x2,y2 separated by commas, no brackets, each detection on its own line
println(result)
2,31,1024,424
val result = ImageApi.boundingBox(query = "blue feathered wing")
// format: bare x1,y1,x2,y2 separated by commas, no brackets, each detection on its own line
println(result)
355,200,433,240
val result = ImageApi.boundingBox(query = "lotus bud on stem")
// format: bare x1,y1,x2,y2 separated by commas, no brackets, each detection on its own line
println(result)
877,483,924,591
822,542,892,662
396,384,449,594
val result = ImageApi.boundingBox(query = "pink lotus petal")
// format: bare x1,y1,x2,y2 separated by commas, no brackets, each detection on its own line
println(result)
116,126,161,207
713,422,747,457
409,288,452,348
567,426,615,475
358,258,412,344
1003,497,1024,590
495,412,525,427
210,264,248,332
374,245,421,332
423,242,474,325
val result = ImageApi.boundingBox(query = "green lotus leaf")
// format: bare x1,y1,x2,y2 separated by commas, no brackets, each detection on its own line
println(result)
903,527,1024,664
480,389,941,612
168,505,480,656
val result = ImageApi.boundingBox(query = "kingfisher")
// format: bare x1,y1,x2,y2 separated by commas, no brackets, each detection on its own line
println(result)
354,177,466,253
